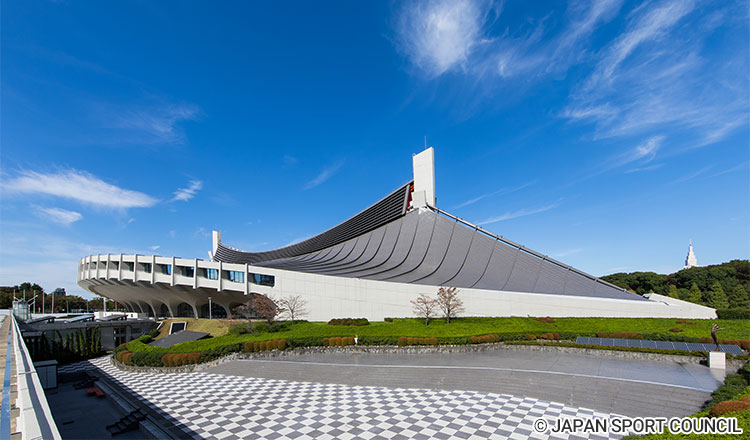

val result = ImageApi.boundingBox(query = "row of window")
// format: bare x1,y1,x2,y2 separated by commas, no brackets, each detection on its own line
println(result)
83,261,274,286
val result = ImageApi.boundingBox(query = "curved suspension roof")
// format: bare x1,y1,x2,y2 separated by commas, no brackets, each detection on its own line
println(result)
214,183,643,302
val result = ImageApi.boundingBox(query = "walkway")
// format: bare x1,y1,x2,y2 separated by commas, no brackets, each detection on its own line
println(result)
205,349,721,418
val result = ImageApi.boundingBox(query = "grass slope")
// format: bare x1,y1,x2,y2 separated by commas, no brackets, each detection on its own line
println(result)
138,317,750,354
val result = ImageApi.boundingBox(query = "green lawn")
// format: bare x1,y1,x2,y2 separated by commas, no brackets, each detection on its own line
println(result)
131,317,750,354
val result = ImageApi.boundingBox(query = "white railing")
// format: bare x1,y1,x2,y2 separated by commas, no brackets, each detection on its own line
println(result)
10,314,61,440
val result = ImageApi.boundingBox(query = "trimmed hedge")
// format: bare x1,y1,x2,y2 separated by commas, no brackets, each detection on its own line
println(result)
162,353,201,367
323,337,355,346
327,318,370,326
471,334,500,344
716,308,750,319
397,337,439,346
709,396,750,417
243,339,286,353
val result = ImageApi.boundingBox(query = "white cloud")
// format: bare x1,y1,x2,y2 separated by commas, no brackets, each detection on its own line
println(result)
304,160,345,190
477,200,562,225
150,245,160,251
395,0,491,77
585,0,695,89
172,180,203,202
33,206,82,225
670,165,713,184
110,103,200,144
2,169,158,208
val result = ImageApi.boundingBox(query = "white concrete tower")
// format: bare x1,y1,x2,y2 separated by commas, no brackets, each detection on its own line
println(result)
684,240,698,269
412,147,436,209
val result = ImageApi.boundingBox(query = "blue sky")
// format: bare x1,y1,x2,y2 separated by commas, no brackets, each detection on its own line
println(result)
1,0,748,298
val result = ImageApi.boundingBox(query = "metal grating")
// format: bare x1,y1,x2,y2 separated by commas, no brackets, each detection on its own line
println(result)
576,337,745,355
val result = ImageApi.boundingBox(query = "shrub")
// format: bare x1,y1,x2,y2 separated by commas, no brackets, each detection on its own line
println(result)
470,334,500,344
705,373,749,410
228,323,250,335
384,317,394,322
668,328,684,333
540,333,560,340
717,308,750,319
395,337,439,346
533,317,555,323
709,397,750,417
243,339,287,352
675,320,696,325
327,318,370,326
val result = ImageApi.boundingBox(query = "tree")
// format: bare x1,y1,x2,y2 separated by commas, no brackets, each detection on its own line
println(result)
411,293,438,325
687,282,702,303
705,281,729,309
436,287,464,324
667,285,679,299
278,295,307,322
243,294,282,324
728,285,749,309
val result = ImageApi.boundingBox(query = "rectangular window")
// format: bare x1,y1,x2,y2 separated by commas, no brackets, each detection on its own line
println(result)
251,273,275,287
140,263,152,273
227,271,244,283
204,268,219,280
179,266,195,277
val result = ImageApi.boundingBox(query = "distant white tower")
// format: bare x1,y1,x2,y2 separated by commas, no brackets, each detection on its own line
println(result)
684,240,698,269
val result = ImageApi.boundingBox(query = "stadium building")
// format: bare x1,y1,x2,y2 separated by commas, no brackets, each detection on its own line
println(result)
78,148,715,320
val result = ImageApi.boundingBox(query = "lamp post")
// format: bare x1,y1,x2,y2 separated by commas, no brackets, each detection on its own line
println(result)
208,297,212,320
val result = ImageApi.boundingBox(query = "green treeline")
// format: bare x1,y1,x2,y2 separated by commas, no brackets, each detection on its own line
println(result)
602,260,750,308
25,326,103,363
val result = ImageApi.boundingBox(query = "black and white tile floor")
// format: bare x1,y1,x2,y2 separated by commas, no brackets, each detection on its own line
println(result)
59,357,623,439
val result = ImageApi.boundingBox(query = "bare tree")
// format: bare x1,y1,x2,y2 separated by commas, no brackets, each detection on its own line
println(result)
411,293,438,325
436,287,464,323
278,295,308,322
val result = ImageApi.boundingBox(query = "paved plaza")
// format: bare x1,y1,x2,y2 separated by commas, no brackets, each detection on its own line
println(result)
56,348,726,439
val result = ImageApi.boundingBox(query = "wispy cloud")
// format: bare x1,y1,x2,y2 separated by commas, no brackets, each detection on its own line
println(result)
670,165,713,184
104,102,200,144
395,0,493,77
477,199,562,225
454,181,535,209
709,161,749,178
304,160,345,190
563,1,747,146
2,169,158,208
150,245,160,251
584,0,695,89
33,206,82,225
624,163,663,174
283,155,299,167
172,180,203,202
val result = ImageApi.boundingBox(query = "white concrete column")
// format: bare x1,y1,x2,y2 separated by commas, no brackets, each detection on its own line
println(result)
193,258,199,289
118,254,123,281
151,255,156,284
244,263,249,295
106,254,111,279
96,255,100,279
133,254,138,282
86,256,91,279
171,256,176,286
218,261,223,292
412,147,435,208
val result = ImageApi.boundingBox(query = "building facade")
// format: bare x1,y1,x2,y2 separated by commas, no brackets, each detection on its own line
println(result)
78,149,715,320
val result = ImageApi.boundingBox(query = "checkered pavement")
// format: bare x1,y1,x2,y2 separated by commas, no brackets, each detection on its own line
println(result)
63,356,624,439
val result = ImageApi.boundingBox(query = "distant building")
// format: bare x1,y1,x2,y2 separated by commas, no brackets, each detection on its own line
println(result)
52,288,66,296
684,240,698,269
